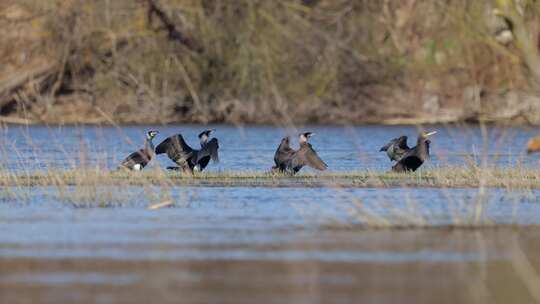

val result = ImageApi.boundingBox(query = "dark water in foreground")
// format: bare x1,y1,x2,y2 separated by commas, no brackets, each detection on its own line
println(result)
1,124,540,303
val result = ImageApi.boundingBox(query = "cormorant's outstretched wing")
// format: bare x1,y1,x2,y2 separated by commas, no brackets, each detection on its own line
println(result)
292,143,328,171
396,136,410,150
391,136,411,161
380,136,410,162
379,139,394,152
380,136,406,151
155,134,195,163
197,138,219,163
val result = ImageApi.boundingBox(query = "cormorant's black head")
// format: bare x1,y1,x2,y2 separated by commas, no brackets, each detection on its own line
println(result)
147,130,159,139
198,129,215,139
299,132,314,143
198,129,215,144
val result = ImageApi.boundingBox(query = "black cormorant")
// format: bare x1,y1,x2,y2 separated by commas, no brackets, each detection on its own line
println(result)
118,130,159,171
391,131,436,172
379,135,410,162
155,129,219,173
272,132,328,174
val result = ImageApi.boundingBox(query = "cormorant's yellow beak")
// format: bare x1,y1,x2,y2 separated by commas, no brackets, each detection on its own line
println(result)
424,131,437,137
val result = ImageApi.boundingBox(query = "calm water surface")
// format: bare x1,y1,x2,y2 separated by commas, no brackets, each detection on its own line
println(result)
1,124,540,304
1,124,539,171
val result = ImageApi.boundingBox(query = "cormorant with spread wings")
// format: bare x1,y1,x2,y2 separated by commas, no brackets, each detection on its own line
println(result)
155,129,219,173
391,131,436,172
272,132,328,175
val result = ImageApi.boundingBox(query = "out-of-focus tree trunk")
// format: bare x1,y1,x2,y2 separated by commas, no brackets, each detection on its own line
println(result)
495,0,540,91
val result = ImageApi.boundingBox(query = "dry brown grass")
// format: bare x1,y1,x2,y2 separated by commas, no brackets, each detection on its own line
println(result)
1,165,539,189
1,0,538,124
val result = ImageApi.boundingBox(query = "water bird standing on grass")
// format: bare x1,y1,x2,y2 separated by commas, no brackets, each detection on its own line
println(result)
379,135,411,162
272,132,328,175
391,131,437,172
118,130,159,171
155,129,219,173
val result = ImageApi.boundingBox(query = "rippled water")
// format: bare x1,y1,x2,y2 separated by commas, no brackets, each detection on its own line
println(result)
1,186,540,261
1,124,540,303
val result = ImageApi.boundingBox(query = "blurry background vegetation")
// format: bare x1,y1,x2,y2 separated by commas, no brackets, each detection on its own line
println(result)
1,0,540,124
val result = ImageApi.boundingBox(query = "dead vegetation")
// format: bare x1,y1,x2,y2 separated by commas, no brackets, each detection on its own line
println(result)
1,0,540,124
2,166,540,189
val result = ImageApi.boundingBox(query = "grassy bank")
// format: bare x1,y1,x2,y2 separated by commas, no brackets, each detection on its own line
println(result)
1,166,540,189
1,0,540,124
